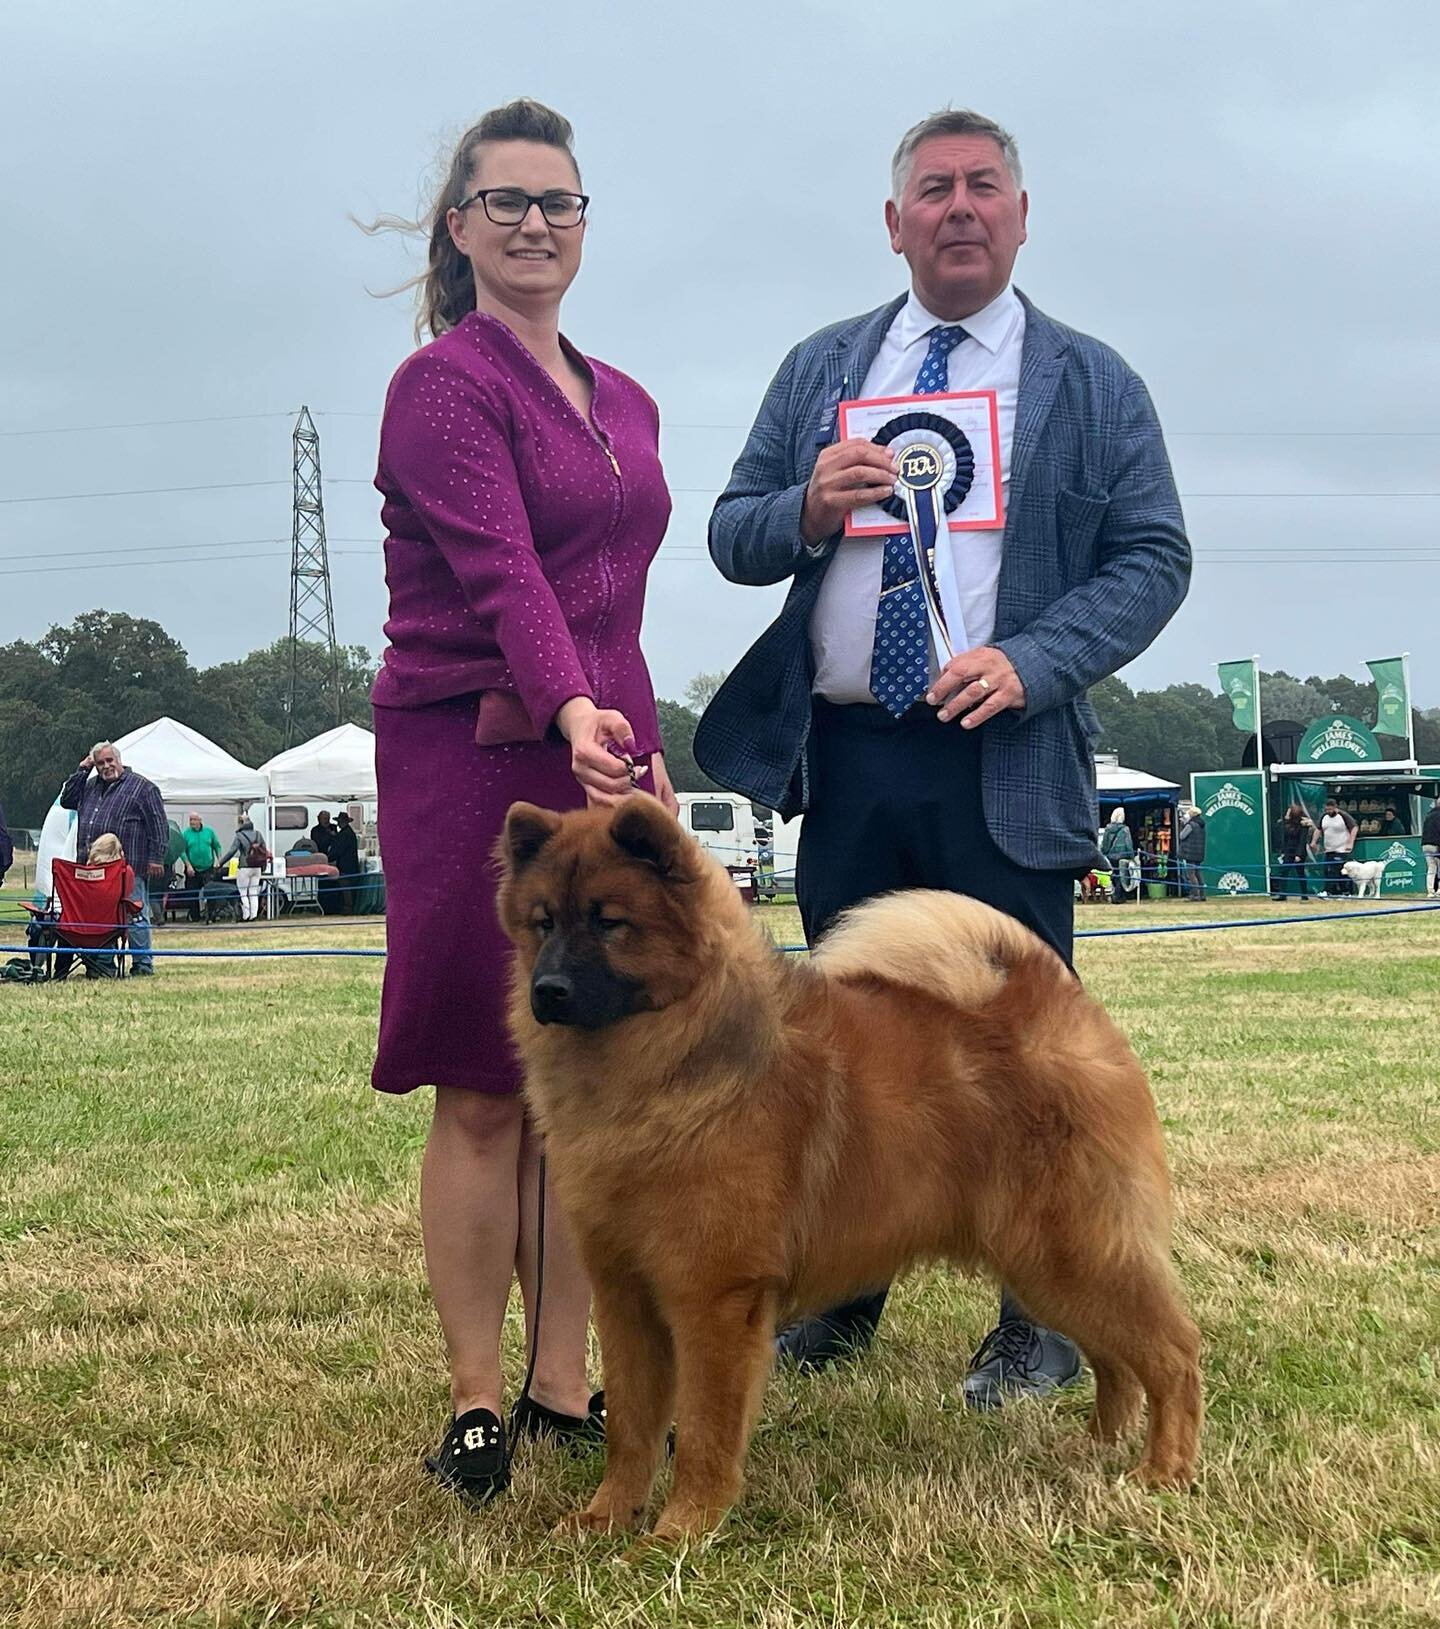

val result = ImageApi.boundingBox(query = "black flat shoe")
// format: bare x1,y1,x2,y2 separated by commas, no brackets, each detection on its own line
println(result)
424,1407,510,1502
509,1390,606,1454
584,1390,676,1457
962,1319,1084,1412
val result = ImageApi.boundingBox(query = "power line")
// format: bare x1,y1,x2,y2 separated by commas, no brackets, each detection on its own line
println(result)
0,479,289,504
0,535,379,564
0,551,289,578
0,411,295,438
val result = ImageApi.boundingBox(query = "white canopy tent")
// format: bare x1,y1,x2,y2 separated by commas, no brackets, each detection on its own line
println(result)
259,724,376,802
1097,761,1179,800
113,716,269,803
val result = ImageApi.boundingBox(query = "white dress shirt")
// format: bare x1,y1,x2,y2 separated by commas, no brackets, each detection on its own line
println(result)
809,284,1025,704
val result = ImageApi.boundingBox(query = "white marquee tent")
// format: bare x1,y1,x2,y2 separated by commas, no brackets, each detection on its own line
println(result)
113,716,269,803
1097,761,1180,800
259,724,376,802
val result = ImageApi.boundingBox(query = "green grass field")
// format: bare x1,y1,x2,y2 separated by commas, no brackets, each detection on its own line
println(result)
2,881,1437,1628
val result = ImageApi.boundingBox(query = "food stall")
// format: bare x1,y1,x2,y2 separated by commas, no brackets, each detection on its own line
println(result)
1193,715,1437,896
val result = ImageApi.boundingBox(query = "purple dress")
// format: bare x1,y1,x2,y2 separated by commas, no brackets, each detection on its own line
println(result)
371,313,671,1094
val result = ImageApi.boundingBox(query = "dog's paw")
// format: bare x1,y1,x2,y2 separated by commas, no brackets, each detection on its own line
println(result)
552,1499,643,1538
1127,1457,1195,1492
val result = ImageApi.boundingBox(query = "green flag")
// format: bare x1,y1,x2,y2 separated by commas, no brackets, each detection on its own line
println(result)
1366,657,1409,740
1217,660,1258,733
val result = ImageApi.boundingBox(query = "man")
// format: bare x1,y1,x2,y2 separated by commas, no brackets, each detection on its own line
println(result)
0,798,13,888
328,811,361,915
1317,798,1357,896
310,810,335,857
1421,799,1440,896
695,109,1190,1409
1177,803,1207,900
59,741,168,974
180,811,222,922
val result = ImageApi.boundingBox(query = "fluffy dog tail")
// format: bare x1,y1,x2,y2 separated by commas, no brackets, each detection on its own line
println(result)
811,888,1060,1010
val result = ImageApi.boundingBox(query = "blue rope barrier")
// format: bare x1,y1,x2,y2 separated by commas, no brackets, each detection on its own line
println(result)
5,943,386,959
4,900,1437,963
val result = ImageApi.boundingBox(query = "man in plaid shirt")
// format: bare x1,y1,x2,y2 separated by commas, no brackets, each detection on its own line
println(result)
59,740,168,975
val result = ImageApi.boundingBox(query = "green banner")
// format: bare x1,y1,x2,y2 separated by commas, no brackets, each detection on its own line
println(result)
1217,660,1258,733
1366,657,1410,740
1297,714,1381,764
1192,771,1268,895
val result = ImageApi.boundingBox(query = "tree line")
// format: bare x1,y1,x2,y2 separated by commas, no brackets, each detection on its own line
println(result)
2,612,1435,829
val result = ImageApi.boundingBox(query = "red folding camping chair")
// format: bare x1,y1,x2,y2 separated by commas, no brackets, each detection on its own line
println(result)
21,858,143,980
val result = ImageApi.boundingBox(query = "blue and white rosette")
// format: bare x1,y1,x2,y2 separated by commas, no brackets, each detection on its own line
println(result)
872,411,975,661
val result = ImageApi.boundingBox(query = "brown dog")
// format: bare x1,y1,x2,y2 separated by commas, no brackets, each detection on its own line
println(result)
496,796,1201,1545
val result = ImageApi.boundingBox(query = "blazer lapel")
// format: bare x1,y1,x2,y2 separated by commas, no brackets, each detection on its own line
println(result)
816,294,908,440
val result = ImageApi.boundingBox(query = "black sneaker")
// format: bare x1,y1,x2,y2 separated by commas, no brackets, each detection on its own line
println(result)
424,1407,509,1502
509,1390,606,1454
774,1314,877,1372
962,1319,1084,1412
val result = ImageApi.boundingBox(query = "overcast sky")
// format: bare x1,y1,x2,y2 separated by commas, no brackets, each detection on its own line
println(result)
4,1,1437,712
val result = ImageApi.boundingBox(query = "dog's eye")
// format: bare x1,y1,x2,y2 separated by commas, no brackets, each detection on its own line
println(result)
595,915,627,936
533,914,555,936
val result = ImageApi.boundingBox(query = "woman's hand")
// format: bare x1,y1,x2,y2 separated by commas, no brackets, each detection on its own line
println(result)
556,697,637,807
648,751,680,818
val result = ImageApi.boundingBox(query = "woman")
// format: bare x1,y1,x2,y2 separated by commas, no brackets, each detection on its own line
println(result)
1099,809,1135,903
74,833,135,979
1278,802,1316,900
217,813,268,922
368,99,676,1504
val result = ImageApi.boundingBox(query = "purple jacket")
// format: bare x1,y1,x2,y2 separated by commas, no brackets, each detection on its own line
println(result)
370,313,671,754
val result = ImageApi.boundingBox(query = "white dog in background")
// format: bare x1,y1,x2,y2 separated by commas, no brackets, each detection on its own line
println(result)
1342,859,1386,899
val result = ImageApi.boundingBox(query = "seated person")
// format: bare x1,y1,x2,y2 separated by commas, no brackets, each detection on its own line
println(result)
67,833,137,978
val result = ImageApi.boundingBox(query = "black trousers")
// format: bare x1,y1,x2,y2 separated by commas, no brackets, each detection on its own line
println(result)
795,701,1079,1337
797,700,1076,962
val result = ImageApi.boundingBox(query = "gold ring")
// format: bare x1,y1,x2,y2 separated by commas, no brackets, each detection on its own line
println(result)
976,677,991,693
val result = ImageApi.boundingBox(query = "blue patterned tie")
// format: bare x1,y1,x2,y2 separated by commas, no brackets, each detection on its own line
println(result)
869,323,969,715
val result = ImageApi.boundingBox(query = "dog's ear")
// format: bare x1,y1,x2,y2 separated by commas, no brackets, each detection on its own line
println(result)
610,794,688,876
500,802,563,872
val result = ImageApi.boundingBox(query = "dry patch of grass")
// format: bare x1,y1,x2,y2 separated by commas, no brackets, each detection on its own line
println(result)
2,905,1438,1626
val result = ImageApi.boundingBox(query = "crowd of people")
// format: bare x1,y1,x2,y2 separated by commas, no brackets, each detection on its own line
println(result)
32,737,375,970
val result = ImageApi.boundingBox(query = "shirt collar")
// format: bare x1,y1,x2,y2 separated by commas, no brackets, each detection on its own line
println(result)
894,284,1021,357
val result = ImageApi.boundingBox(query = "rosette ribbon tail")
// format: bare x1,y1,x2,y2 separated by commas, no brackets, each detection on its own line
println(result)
901,481,955,666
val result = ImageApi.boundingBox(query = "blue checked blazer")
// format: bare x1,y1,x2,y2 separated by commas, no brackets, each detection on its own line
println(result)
693,290,1191,871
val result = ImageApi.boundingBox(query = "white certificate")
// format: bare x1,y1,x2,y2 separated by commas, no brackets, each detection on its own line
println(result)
838,390,1004,536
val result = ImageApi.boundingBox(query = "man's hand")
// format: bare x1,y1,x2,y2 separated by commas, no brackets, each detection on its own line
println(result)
78,754,94,772
927,646,1026,728
800,441,897,546
147,862,164,878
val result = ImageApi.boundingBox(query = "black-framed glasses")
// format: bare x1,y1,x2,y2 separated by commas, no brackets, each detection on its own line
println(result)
458,187,589,228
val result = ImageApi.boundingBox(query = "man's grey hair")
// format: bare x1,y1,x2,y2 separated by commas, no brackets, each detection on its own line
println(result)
90,739,119,760
891,109,1023,200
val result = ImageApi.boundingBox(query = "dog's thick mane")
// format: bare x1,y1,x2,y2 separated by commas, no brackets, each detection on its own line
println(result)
811,888,1060,1010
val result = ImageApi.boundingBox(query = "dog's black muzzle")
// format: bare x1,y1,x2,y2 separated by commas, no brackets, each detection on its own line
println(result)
530,935,646,1029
